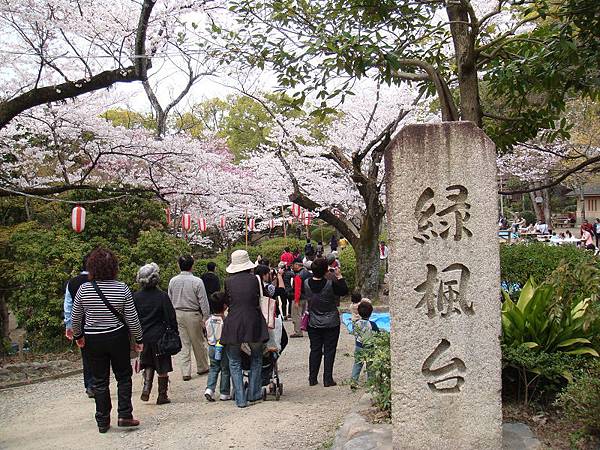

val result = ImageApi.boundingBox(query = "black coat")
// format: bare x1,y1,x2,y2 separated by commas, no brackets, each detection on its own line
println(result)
221,272,269,345
134,287,178,344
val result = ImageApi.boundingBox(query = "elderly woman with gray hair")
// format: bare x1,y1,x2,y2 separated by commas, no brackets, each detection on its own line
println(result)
133,263,178,405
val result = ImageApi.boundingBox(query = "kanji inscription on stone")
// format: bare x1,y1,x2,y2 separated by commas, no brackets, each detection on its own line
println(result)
414,263,473,318
414,185,473,244
421,339,466,394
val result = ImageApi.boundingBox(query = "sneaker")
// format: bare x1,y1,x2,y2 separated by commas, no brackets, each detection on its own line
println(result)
204,388,215,402
219,394,232,401
182,376,192,381
289,333,303,338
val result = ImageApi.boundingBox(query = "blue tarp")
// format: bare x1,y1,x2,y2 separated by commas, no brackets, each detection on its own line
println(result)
341,312,390,333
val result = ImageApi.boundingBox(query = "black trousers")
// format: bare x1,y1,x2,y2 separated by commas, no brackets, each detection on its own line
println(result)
86,328,133,427
281,296,294,317
307,326,340,384
81,346,93,390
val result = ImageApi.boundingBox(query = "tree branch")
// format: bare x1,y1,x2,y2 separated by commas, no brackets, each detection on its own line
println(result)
499,155,600,195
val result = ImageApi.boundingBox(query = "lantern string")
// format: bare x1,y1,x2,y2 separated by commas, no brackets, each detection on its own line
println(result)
1,187,131,204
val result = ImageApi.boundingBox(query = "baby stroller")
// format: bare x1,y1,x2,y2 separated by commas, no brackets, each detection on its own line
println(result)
240,321,288,401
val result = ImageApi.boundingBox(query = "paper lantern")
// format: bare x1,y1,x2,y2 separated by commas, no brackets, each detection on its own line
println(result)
220,216,226,229
71,206,86,233
303,212,312,227
291,203,302,218
269,219,275,229
248,218,255,231
181,213,192,232
197,217,207,233
165,208,172,225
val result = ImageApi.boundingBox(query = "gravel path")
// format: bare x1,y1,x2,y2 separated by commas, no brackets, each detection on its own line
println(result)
0,322,359,450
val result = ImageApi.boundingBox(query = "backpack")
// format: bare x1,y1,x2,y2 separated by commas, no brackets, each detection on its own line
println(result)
354,319,375,346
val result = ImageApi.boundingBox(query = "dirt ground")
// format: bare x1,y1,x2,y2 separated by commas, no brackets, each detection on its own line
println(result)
0,322,359,450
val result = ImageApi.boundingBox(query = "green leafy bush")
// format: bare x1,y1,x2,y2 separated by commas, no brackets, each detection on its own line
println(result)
358,331,391,415
556,361,600,435
502,278,599,356
500,243,594,288
502,344,594,404
338,246,356,292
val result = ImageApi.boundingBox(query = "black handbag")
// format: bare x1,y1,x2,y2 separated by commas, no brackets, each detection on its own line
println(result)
156,299,182,356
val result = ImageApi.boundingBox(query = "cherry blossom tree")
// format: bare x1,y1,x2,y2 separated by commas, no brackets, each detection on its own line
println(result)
0,0,219,130
240,82,435,297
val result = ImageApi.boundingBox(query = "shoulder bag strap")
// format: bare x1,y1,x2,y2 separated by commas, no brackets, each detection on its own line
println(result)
91,281,127,327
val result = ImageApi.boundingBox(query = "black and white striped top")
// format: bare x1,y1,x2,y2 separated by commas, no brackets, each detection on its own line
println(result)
72,280,143,342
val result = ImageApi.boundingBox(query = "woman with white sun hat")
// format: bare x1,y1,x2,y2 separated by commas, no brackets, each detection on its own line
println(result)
220,249,269,408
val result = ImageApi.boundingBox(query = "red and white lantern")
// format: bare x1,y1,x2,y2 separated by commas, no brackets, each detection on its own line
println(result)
165,208,172,225
332,208,341,218
248,218,255,231
197,217,207,233
303,212,312,227
220,216,226,229
181,213,192,232
291,203,302,218
269,219,275,230
71,205,86,233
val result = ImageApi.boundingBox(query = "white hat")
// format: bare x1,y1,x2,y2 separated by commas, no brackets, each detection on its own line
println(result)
226,249,257,273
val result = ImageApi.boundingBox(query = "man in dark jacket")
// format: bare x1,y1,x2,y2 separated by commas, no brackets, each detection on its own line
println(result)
201,262,221,310
63,253,94,397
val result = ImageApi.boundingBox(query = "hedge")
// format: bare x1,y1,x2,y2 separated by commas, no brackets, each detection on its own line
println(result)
500,243,595,288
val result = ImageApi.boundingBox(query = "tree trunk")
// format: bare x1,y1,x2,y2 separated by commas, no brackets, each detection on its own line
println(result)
543,188,552,229
353,212,382,300
529,191,544,222
446,4,482,126
0,292,9,355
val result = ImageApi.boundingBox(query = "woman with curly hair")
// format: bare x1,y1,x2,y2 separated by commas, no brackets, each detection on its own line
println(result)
72,248,143,433
134,262,178,405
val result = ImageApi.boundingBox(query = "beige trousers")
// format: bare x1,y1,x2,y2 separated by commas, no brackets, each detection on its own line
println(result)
291,299,308,335
176,310,209,376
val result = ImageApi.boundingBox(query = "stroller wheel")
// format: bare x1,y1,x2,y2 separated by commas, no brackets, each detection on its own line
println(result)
262,387,268,401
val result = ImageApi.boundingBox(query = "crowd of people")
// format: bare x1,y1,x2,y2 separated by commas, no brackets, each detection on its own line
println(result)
499,213,600,253
62,241,384,434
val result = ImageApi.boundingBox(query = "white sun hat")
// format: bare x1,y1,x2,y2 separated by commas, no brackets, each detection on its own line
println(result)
226,249,257,273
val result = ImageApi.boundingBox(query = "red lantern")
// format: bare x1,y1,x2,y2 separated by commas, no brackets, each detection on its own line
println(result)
71,205,86,233
303,212,312,227
220,216,226,229
291,203,302,218
197,217,207,233
269,219,275,229
165,208,172,225
182,213,192,232
248,218,255,231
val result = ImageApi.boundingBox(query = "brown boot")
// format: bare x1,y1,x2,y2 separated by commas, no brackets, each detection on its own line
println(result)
156,376,171,405
140,368,155,402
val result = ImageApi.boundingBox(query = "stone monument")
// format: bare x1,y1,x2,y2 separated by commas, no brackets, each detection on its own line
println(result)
384,122,502,449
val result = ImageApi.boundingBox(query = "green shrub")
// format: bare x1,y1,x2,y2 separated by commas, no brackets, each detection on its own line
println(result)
338,246,356,292
556,361,600,435
501,278,599,356
502,344,594,404
500,243,594,288
358,331,391,415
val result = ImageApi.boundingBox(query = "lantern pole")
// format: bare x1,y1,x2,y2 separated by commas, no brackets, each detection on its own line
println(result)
245,208,248,249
